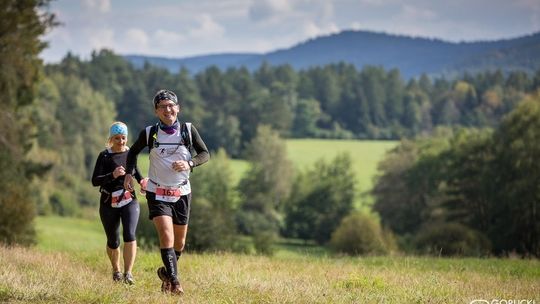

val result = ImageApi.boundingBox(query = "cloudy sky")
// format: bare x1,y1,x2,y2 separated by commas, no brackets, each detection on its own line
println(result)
40,0,540,63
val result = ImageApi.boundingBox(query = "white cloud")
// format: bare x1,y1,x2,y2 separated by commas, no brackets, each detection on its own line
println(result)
515,0,540,29
248,0,292,22
400,4,437,21
155,29,185,45
301,20,339,38
82,0,111,13
357,0,390,6
350,22,362,31
122,28,149,52
189,14,226,39
87,28,114,51
316,0,334,22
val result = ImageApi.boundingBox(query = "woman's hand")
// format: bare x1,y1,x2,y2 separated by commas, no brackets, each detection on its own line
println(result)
112,166,126,179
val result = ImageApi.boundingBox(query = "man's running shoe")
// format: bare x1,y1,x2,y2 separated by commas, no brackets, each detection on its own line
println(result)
170,280,184,295
157,267,171,292
124,272,135,285
112,271,123,282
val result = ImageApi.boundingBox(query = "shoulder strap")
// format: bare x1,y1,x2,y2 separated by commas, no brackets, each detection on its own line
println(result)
181,122,193,154
146,124,159,153
186,122,192,146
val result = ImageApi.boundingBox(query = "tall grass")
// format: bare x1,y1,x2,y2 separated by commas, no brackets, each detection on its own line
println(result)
1,216,537,303
2,245,538,303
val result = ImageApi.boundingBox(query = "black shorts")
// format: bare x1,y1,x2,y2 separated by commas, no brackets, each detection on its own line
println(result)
146,191,192,225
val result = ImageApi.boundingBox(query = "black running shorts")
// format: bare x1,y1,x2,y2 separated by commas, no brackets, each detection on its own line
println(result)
146,191,192,225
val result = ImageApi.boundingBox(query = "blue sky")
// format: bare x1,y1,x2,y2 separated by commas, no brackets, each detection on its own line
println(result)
40,0,540,63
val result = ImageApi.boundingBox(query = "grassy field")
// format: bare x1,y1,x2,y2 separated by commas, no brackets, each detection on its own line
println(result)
285,139,397,198
138,139,397,204
0,216,538,303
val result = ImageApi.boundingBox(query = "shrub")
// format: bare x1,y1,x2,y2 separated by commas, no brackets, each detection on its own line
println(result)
49,191,79,217
236,210,278,255
0,183,36,246
413,222,491,256
187,198,238,252
330,212,395,255
252,230,277,256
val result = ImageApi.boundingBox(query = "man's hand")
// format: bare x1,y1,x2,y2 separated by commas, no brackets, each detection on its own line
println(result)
172,160,190,172
139,177,148,194
124,173,134,191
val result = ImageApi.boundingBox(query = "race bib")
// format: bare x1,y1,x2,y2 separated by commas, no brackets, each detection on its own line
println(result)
155,187,182,202
111,189,133,208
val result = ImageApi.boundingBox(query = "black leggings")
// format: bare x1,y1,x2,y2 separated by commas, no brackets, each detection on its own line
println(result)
99,199,140,249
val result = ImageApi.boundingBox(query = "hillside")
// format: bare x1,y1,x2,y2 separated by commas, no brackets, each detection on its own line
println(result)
124,30,540,77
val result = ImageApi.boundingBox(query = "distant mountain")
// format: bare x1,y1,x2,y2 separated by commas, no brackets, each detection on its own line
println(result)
124,30,540,78
126,53,259,73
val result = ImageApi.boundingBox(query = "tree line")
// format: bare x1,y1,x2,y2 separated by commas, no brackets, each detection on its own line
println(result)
48,50,540,159
373,94,540,256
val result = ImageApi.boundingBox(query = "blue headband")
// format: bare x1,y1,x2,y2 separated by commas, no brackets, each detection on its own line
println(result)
109,123,128,137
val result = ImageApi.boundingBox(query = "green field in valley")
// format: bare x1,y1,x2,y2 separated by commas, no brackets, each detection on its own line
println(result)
138,139,397,206
0,216,538,303
285,139,397,195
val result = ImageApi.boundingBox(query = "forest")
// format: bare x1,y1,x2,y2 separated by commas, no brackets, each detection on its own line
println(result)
1,0,539,257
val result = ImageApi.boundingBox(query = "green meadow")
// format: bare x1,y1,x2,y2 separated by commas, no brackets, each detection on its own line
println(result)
139,139,398,205
0,216,538,303
285,139,398,196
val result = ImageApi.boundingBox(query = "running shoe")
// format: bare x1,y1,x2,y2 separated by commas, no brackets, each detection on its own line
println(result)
124,272,135,285
170,281,184,295
157,267,171,292
112,271,123,282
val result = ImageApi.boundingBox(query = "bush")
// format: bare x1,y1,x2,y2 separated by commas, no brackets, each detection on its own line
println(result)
413,222,491,256
252,230,277,256
187,198,238,252
49,191,80,217
236,210,278,255
0,183,36,246
330,212,395,255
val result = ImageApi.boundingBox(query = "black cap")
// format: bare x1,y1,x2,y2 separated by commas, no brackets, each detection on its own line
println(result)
153,89,178,108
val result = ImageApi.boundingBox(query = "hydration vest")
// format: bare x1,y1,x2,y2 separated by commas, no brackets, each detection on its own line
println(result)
145,122,193,155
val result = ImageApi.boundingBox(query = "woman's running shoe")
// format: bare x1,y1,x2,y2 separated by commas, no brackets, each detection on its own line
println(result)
124,272,135,285
112,271,123,282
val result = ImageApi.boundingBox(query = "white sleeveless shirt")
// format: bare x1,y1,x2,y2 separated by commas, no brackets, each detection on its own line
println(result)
146,127,192,195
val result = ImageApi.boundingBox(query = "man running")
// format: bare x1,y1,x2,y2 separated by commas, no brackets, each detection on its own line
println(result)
124,89,209,295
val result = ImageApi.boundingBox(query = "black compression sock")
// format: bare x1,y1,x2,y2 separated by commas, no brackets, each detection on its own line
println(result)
175,250,182,261
160,248,178,282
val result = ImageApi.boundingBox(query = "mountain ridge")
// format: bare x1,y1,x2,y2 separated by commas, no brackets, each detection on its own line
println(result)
124,30,540,78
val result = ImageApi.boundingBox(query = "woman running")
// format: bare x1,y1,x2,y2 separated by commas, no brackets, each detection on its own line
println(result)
91,122,147,284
